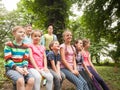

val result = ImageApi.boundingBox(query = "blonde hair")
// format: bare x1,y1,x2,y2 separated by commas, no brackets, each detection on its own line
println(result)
12,26,24,33
62,29,72,37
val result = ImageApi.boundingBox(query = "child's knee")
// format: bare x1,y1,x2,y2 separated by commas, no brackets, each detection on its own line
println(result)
27,77,34,85
34,74,42,82
47,74,53,81
16,78,25,86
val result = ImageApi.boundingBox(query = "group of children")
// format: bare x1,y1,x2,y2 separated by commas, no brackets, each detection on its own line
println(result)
4,24,110,90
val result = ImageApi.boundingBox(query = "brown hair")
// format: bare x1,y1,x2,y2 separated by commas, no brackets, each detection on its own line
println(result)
82,39,90,47
31,30,42,37
49,40,58,50
12,26,24,33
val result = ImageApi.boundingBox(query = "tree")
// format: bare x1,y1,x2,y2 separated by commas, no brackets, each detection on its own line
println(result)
75,0,120,63
18,0,74,43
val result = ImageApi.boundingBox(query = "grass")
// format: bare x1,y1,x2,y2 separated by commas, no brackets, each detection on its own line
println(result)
96,66,120,90
0,57,120,90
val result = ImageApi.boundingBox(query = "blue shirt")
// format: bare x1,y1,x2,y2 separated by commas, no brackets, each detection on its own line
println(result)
23,35,32,44
47,51,60,68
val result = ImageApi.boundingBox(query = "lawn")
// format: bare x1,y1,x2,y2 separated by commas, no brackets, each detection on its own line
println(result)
0,57,120,90
96,66,120,90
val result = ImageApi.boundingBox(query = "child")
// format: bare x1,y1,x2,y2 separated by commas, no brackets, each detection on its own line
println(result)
60,29,89,90
47,40,65,90
74,39,98,90
23,24,32,44
41,24,57,55
4,26,34,90
23,26,42,90
28,30,53,90
82,39,109,90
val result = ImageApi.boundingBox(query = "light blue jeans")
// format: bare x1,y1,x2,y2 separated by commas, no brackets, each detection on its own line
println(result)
49,69,65,90
61,68,89,90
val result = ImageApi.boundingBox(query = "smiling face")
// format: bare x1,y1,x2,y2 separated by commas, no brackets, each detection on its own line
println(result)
49,41,60,51
52,41,60,50
63,30,72,43
75,40,83,51
31,30,41,45
13,27,25,41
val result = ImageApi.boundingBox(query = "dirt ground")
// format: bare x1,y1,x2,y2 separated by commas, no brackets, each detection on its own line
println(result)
0,79,75,90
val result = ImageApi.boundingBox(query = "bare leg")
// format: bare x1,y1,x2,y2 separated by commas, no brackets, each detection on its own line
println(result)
25,78,34,90
16,78,25,90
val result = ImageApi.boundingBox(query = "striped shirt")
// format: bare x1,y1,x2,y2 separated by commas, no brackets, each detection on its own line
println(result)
4,41,29,69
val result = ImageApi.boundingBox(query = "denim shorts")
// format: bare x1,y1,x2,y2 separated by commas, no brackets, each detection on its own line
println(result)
5,67,33,84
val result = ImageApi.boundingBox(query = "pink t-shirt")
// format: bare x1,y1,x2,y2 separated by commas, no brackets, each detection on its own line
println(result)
60,43,75,68
28,44,45,69
82,51,91,66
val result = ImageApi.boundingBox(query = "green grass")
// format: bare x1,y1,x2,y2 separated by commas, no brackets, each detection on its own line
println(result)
0,58,120,90
96,66,120,90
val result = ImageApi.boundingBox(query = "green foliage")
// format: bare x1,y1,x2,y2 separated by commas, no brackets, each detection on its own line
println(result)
18,0,74,43
74,0,120,63
0,58,7,88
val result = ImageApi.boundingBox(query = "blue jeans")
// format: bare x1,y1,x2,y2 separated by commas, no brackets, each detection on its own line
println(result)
49,69,65,90
61,68,89,90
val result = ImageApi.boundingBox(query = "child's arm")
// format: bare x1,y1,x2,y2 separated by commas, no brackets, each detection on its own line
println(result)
56,61,61,74
56,61,62,79
41,35,45,46
50,60,58,73
22,48,30,75
43,52,49,72
83,62,93,78
29,48,40,71
4,45,16,69
73,56,77,70
4,43,27,75
73,56,79,76
88,54,98,73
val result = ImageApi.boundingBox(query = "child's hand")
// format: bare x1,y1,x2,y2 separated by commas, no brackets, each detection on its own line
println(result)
43,67,49,72
36,68,41,73
15,66,24,75
23,67,29,76
57,72,62,80
71,70,79,76
89,72,93,79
